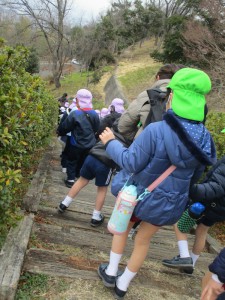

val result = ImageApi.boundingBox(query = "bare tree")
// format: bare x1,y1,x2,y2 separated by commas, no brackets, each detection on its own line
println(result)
182,0,225,95
0,0,72,88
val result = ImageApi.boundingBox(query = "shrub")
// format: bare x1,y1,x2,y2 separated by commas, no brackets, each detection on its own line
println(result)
0,40,58,245
205,111,225,160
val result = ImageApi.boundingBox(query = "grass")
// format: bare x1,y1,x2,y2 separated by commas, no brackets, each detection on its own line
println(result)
46,66,115,110
118,65,161,101
16,273,70,300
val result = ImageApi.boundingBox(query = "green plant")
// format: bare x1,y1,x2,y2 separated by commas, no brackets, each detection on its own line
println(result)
205,112,225,159
0,40,58,244
16,272,48,299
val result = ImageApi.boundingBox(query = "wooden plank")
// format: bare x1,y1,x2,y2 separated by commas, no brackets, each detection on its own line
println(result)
22,151,52,212
31,222,215,265
23,248,202,298
0,214,34,300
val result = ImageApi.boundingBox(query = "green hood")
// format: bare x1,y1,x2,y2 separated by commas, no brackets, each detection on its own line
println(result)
167,68,211,121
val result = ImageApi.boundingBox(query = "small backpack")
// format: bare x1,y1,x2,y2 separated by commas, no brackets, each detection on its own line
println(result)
143,88,167,128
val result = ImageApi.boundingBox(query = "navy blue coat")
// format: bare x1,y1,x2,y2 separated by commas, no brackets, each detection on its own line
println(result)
106,110,216,226
57,109,99,149
209,248,225,283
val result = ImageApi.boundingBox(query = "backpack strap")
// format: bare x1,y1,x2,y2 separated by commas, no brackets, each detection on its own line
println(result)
81,110,95,132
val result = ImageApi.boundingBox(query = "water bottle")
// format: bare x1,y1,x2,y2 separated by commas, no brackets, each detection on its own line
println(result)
177,202,205,233
108,185,138,235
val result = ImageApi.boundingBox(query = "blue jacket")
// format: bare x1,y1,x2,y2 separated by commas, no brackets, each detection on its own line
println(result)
106,110,216,226
209,248,225,283
57,109,100,149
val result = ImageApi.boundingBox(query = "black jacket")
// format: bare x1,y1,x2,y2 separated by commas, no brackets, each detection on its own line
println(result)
189,155,225,222
89,114,131,168
209,247,225,283
97,112,122,137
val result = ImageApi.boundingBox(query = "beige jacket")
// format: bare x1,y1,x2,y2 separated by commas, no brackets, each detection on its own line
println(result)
118,79,170,142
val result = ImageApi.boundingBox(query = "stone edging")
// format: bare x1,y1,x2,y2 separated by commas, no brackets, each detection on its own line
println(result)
0,147,52,300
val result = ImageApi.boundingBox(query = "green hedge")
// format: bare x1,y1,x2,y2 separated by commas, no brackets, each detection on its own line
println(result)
205,112,225,160
0,40,58,243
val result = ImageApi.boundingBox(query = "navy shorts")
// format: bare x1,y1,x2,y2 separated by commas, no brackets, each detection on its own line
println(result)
80,155,113,186
197,216,216,227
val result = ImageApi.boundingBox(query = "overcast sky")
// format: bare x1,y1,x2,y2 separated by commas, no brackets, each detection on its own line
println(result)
71,0,112,24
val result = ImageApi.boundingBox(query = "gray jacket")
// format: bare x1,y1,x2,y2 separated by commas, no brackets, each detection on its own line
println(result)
118,79,170,142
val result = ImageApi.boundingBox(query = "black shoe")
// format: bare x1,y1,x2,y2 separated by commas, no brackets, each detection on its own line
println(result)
114,281,127,299
91,214,105,227
64,180,74,188
98,263,117,287
180,266,194,275
162,255,193,269
58,203,68,213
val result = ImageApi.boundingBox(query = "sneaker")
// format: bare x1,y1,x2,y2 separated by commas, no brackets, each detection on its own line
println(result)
91,214,105,227
64,179,74,188
98,263,117,287
162,255,193,269
58,203,68,213
114,281,127,299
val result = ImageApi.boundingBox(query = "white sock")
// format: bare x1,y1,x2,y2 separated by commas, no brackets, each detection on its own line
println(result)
92,209,101,221
61,196,73,207
178,240,190,258
105,251,122,276
190,251,199,266
116,267,137,291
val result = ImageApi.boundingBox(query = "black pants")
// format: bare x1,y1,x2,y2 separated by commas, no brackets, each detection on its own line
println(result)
64,139,90,180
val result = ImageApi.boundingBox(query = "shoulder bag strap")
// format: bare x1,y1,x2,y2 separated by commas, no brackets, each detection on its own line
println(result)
147,165,177,192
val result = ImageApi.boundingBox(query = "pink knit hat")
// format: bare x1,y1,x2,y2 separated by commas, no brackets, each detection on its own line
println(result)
76,89,93,109
110,98,125,114
100,108,109,118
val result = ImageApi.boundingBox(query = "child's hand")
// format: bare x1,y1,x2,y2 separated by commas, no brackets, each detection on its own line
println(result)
99,127,115,145
201,277,224,300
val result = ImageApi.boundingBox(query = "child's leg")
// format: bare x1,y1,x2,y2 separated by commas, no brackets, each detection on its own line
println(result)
127,222,160,272
95,186,108,211
116,222,159,292
193,223,210,254
91,186,108,222
174,223,190,258
61,177,89,207
106,221,135,276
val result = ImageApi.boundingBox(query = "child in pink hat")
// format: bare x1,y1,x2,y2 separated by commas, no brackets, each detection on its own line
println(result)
57,88,100,188
100,108,109,119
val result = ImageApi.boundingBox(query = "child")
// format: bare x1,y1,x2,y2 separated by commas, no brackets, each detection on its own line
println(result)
162,153,225,274
58,98,126,226
57,89,100,188
98,68,216,299
100,108,109,119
